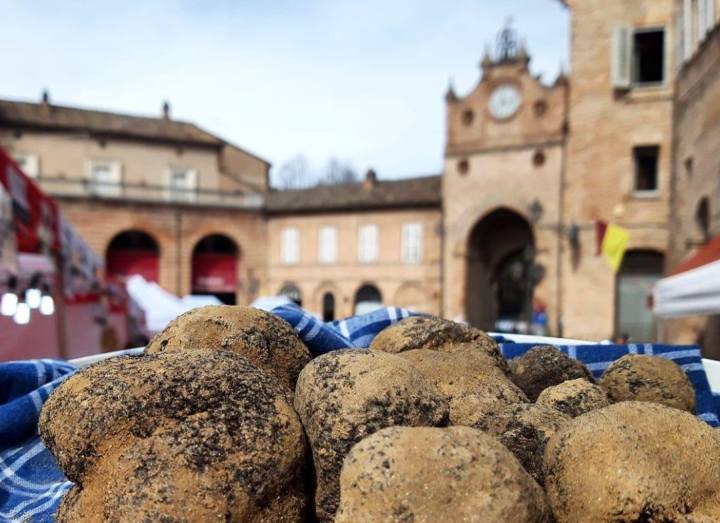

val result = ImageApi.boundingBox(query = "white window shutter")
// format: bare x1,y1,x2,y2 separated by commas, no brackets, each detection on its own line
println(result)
13,154,40,178
358,224,378,263
699,0,708,39
318,226,337,264
282,228,299,265
612,26,633,89
402,223,423,264
684,0,694,60
707,0,716,33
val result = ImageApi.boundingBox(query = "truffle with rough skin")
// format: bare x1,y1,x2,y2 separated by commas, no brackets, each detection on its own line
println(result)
145,305,311,392
600,353,696,413
509,346,594,401
293,349,449,522
473,403,569,485
536,378,611,418
336,426,553,523
544,401,720,523
40,350,308,522
369,316,509,374
397,344,527,426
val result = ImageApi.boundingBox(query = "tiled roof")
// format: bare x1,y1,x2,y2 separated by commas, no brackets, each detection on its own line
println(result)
0,98,222,146
265,175,442,213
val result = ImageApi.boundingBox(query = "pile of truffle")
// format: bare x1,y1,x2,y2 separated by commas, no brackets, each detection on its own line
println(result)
39,306,720,522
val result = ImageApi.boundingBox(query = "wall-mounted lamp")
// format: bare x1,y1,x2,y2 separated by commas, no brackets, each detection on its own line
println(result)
568,223,580,248
528,199,544,224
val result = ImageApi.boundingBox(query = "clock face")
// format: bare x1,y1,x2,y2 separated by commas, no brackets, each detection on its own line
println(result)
489,84,522,120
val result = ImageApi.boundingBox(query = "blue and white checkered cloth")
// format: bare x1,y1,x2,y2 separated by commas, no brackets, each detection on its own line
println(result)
2,306,719,522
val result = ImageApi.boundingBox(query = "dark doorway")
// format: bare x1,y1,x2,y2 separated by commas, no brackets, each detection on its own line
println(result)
354,284,383,314
616,250,664,342
279,283,303,307
322,292,335,322
191,234,239,305
106,230,159,283
465,209,536,331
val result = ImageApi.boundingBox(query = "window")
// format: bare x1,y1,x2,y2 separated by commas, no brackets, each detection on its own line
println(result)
12,153,40,178
402,223,423,264
633,30,665,85
633,146,660,195
167,168,197,202
612,27,665,88
88,160,122,197
318,226,337,264
358,224,378,263
281,228,300,265
681,0,716,62
457,158,470,176
462,109,474,126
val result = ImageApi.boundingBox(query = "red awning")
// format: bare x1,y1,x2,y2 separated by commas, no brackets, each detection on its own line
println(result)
670,235,720,276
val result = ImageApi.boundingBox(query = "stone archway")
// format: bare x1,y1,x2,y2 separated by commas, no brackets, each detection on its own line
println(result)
106,229,160,283
354,283,383,315
191,234,240,305
465,208,535,331
615,249,665,342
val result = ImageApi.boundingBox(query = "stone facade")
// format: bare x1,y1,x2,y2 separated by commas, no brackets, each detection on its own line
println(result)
666,19,720,349
443,50,567,332
266,208,442,319
3,0,719,345
0,98,270,306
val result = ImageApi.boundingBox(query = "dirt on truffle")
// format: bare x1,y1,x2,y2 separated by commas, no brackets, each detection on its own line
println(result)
600,354,697,413
369,316,510,375
39,350,309,523
293,350,449,522
473,403,569,485
509,346,594,401
336,426,553,523
536,378,611,418
544,401,720,523
396,344,528,426
145,305,312,393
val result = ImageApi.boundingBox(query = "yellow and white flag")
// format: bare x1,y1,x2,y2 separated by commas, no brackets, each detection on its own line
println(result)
601,223,630,272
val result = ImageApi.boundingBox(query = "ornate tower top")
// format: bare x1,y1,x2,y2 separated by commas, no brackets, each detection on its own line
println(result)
496,18,520,62
481,19,530,73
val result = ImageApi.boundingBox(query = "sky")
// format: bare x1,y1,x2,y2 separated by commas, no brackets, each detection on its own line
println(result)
0,0,569,185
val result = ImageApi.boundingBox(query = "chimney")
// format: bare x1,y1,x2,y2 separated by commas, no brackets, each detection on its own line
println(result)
162,100,171,120
41,89,50,105
363,169,378,190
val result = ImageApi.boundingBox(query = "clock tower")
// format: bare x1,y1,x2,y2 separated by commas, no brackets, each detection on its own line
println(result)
442,25,569,334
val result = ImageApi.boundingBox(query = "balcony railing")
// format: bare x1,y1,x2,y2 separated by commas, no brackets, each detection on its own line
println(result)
35,177,264,209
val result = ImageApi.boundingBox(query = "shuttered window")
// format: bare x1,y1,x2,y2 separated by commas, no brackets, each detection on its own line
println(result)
358,224,378,263
318,226,337,264
12,153,40,178
167,168,198,202
402,223,423,265
281,228,300,265
88,160,122,197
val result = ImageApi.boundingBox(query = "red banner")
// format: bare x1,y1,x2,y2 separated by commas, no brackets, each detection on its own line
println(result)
192,253,237,293
0,147,60,254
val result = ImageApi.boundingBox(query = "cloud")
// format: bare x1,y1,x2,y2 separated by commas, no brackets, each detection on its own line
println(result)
0,0,568,182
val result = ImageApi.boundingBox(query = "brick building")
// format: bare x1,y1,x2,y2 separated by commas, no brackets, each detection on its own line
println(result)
0,98,270,305
265,174,442,320
665,0,720,347
2,0,719,344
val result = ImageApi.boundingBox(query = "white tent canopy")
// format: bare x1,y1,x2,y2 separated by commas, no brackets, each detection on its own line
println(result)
126,275,221,333
654,259,720,317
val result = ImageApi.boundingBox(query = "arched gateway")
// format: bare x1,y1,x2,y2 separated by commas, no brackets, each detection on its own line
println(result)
465,208,536,331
